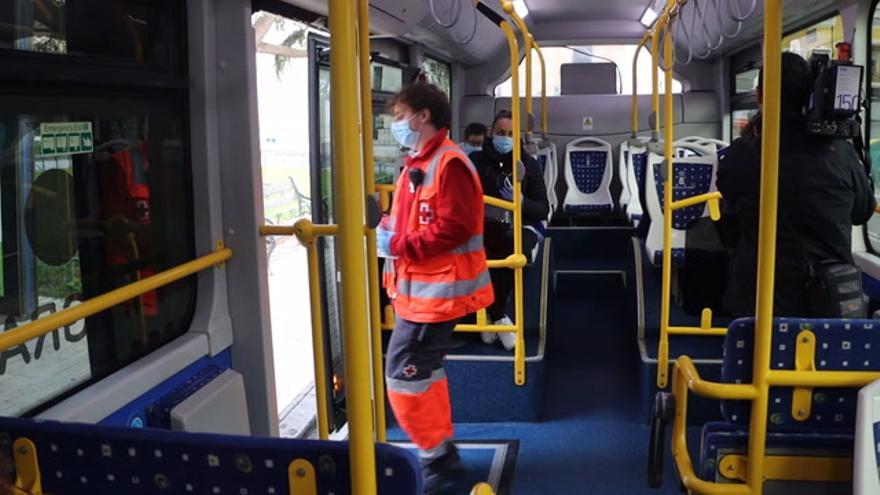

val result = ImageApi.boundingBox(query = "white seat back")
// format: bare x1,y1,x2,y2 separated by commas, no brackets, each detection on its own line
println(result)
624,137,652,226
644,144,718,265
535,143,559,221
855,379,880,495
563,137,614,213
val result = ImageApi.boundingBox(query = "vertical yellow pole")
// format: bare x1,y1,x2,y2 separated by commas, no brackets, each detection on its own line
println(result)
632,34,650,136
533,39,548,136
328,0,377,492
357,0,387,444
657,11,674,389
305,240,331,440
651,32,661,141
500,1,525,385
746,1,782,493
524,31,533,136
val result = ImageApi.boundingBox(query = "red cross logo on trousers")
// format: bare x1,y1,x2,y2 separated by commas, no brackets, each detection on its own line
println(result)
402,364,418,378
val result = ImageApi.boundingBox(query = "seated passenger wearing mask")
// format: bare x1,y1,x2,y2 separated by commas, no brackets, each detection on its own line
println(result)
459,122,487,155
717,52,876,317
470,110,550,349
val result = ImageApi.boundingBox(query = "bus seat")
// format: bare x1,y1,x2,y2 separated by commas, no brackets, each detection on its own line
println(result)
535,143,558,221
0,416,422,494
644,146,718,266
624,137,651,227
619,141,631,208
668,318,880,489
855,379,880,495
562,137,613,213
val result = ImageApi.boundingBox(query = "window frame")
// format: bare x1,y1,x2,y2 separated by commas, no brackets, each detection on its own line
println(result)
865,0,880,254
0,1,197,417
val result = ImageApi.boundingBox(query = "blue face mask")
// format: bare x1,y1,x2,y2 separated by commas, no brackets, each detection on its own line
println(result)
493,136,514,155
391,115,420,150
461,142,481,155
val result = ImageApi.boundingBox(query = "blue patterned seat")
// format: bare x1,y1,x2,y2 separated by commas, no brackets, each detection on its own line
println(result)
0,416,421,494
562,137,613,214
643,145,718,266
695,318,880,487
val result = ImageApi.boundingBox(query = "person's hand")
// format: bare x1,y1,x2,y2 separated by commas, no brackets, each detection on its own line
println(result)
377,226,395,258
500,183,520,203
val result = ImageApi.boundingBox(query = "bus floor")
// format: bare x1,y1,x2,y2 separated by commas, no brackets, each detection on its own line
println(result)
390,238,700,494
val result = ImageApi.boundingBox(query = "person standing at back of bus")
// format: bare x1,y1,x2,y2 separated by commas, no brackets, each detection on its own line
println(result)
470,110,549,349
377,82,494,493
717,52,876,317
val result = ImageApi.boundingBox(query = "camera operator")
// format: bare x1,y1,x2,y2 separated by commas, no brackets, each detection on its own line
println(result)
717,51,876,318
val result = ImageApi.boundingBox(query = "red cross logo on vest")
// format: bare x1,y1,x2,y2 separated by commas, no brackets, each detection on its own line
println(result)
418,202,433,225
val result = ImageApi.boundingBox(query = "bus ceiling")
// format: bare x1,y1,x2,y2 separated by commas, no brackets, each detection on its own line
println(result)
278,0,842,70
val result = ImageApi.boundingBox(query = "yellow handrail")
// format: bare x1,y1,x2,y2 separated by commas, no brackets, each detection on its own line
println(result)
656,7,675,388
328,0,376,492
357,0,387,444
532,39,548,137
498,0,526,385
651,28,661,141
507,9,532,139
632,32,652,136
0,246,232,354
746,1,782,492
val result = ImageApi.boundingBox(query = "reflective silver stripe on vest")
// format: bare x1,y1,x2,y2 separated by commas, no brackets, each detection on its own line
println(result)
398,269,491,299
450,235,484,254
386,368,447,394
423,146,479,187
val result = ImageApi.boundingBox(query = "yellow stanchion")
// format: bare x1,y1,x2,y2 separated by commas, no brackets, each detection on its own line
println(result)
632,32,651,136
532,39,548,136
656,8,675,388
357,0,387,444
328,0,376,492
745,1,782,492
496,0,526,386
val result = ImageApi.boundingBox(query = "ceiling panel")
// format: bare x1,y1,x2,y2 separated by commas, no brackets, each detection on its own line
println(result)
527,0,652,23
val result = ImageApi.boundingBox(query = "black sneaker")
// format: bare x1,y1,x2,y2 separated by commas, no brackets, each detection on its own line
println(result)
421,445,463,494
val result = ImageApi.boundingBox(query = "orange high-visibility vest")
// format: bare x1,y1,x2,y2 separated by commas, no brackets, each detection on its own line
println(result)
385,141,494,323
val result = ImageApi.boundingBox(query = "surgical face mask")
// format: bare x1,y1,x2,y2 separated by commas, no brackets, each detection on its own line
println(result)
493,135,514,155
461,142,480,155
391,114,420,150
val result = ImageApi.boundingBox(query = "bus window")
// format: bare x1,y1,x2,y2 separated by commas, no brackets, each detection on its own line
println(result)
421,56,453,98
0,0,183,68
782,14,844,60
0,1,192,418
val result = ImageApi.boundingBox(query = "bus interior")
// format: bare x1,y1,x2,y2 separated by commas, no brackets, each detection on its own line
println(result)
3,0,880,494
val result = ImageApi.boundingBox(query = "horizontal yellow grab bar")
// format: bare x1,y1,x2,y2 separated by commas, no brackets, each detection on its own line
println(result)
767,370,880,388
677,356,759,400
380,322,517,333
0,247,233,354
668,326,727,336
487,254,528,269
484,196,516,211
453,324,517,333
669,192,722,211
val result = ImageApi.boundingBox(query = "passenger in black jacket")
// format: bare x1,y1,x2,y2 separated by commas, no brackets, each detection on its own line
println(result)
717,52,876,317
469,110,550,349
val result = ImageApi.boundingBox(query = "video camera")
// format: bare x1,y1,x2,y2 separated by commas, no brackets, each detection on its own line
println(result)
805,50,864,138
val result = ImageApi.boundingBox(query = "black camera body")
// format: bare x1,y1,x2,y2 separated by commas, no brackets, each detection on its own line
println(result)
806,52,864,138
